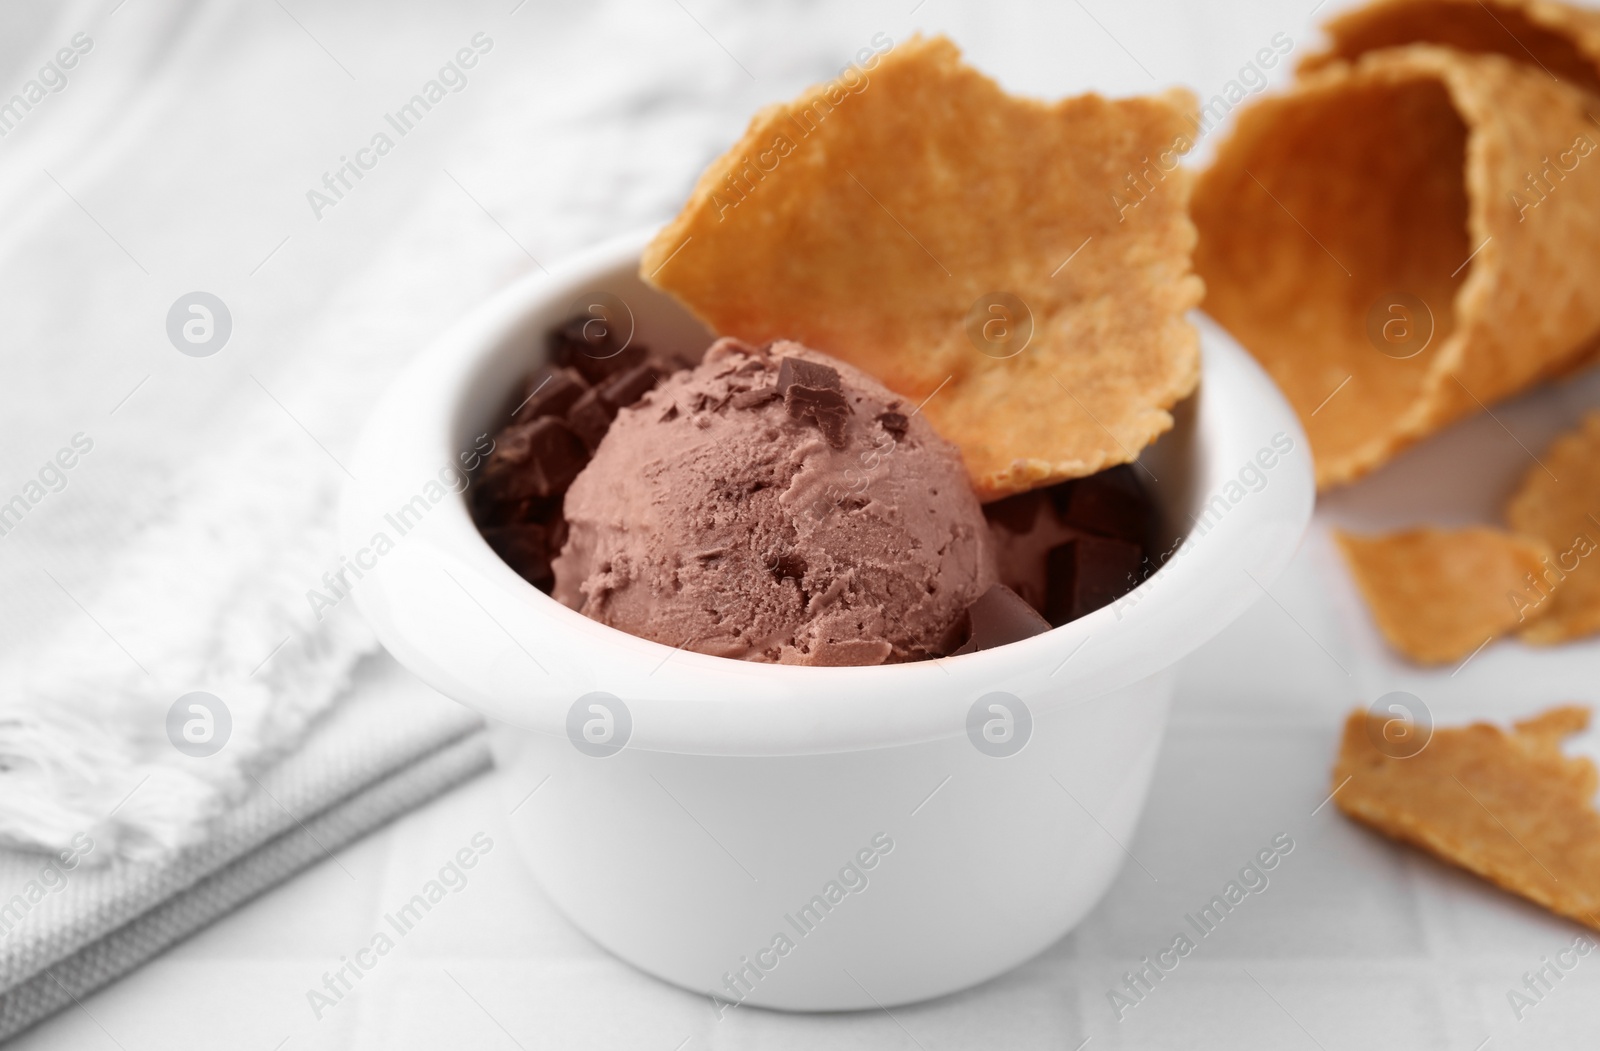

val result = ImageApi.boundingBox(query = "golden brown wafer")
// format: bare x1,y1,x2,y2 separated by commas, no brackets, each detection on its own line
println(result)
1334,705,1600,932
642,35,1203,500
1301,0,1600,94
1194,46,1600,488
1336,526,1553,663
1505,411,1600,643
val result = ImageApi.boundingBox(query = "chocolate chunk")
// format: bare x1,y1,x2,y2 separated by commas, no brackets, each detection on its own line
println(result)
777,358,852,447
480,520,564,593
547,314,648,384
731,386,781,410
566,388,616,452
480,416,589,500
469,487,561,529
770,550,807,582
1044,536,1144,626
876,411,909,441
776,356,842,394
511,366,586,424
982,488,1047,535
953,584,1052,655
598,363,658,410
788,388,851,447
1050,465,1152,546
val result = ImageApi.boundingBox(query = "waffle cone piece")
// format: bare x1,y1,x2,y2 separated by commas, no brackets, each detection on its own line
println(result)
1334,705,1600,932
1193,46,1600,488
1301,0,1600,94
642,36,1203,500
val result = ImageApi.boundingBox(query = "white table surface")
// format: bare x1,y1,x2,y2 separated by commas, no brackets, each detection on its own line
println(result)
7,0,1600,1046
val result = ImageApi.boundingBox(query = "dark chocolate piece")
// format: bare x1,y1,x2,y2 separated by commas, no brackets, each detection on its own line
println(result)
547,314,648,384
483,416,589,500
566,388,616,453
789,389,851,447
770,550,807,582
776,356,842,394
778,356,851,448
876,411,909,441
953,584,1051,655
1050,465,1151,546
480,521,563,592
598,363,658,410
511,366,586,424
982,488,1046,535
1044,535,1144,626
730,387,781,410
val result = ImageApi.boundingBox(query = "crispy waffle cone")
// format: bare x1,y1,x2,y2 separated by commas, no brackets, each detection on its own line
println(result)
1300,0,1600,94
1193,46,1600,488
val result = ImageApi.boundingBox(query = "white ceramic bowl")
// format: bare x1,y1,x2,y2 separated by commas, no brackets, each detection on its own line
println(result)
342,227,1313,1011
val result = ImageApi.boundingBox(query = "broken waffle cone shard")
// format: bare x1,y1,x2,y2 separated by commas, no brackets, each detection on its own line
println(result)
1505,410,1600,644
1335,525,1553,664
1300,0,1600,95
1333,705,1600,932
1193,45,1600,489
641,34,1203,501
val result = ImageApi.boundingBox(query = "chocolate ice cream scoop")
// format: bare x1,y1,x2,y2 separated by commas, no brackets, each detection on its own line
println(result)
553,338,997,665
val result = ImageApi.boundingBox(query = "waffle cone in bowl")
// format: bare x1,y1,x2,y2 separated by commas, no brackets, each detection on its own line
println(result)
1193,45,1600,488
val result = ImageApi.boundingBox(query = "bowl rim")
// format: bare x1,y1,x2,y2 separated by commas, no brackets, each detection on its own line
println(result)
341,225,1314,756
